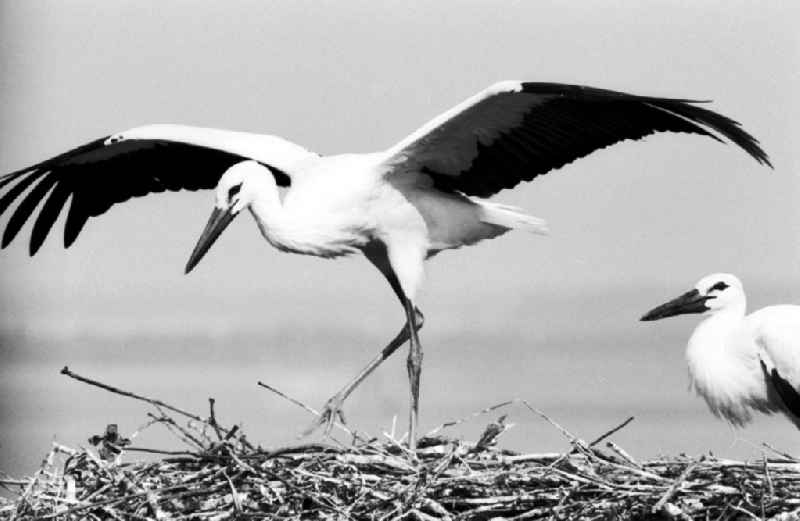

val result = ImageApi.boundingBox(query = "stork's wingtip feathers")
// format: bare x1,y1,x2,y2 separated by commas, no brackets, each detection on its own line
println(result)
1,231,13,250
652,98,773,168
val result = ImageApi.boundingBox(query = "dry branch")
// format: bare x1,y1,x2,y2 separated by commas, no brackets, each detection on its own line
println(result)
60,366,203,423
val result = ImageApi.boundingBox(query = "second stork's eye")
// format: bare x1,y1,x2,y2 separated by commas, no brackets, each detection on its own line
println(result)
709,281,730,293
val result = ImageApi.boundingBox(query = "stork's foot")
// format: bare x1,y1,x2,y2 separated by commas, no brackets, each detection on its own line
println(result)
302,393,348,437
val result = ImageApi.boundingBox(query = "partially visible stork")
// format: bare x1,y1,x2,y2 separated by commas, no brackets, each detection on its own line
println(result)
641,274,800,429
0,81,771,449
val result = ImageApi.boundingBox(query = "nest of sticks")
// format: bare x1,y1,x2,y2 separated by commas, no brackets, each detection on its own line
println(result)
2,367,800,520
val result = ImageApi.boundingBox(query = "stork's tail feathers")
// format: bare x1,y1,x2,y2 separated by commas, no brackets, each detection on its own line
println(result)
478,202,549,235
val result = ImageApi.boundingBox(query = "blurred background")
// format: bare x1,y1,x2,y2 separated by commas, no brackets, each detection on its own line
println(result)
1,1,799,479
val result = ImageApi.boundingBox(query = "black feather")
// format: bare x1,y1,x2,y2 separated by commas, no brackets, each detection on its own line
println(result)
761,360,800,418
2,174,59,248
0,171,30,191
64,194,91,248
0,172,47,217
426,82,770,197
0,137,291,253
30,182,72,254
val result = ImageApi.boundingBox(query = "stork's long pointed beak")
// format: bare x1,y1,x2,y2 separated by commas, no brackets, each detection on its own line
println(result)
640,289,710,321
185,207,238,274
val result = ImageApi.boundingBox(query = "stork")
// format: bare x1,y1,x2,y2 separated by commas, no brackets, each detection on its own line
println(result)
0,81,771,449
641,274,800,429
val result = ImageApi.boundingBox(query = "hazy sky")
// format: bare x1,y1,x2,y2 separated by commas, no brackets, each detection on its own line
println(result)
1,1,798,315
1,1,799,475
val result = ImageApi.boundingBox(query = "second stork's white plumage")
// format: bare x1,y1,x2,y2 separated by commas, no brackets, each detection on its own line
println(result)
0,81,771,449
642,274,800,429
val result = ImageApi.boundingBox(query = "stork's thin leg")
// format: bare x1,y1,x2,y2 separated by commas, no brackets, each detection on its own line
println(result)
305,241,425,438
403,297,423,451
304,308,424,435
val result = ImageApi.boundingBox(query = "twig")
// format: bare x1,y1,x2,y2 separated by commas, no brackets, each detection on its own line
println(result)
763,453,775,499
147,412,206,450
565,415,635,458
257,381,321,418
123,447,199,457
762,442,799,462
729,504,761,520
223,424,240,441
208,398,224,441
652,456,704,513
588,416,635,447
425,400,515,437
39,483,225,520
256,380,364,441
606,440,640,467
473,415,512,451
222,471,242,514
0,479,28,491
520,400,581,446
61,366,203,422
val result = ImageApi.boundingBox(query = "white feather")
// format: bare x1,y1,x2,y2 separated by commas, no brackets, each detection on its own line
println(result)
476,201,549,235
116,124,317,176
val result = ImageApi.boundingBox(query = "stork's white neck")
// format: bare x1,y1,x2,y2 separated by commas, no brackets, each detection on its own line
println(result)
247,187,366,258
688,305,746,359
248,188,298,253
685,300,761,424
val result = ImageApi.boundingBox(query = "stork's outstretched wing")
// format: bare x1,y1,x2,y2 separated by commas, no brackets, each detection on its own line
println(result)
382,81,771,197
0,124,317,254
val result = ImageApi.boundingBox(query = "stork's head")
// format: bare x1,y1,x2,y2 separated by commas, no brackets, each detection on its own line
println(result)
185,161,274,273
640,273,745,321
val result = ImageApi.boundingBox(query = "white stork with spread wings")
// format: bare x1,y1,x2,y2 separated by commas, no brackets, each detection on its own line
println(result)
0,81,771,449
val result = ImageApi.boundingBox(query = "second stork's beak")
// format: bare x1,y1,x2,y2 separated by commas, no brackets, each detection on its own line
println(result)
640,289,711,321
185,207,238,274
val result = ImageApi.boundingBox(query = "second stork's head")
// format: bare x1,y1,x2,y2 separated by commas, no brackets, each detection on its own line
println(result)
640,273,746,321
185,160,277,273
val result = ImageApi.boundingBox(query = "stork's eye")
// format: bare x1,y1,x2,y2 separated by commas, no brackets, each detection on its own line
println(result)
709,281,729,293
228,184,242,202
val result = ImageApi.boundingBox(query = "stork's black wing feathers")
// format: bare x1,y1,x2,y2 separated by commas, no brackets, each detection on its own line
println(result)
0,138,290,255
428,83,771,197
761,360,800,419
30,181,72,254
3,174,60,249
